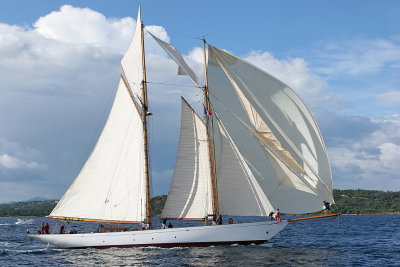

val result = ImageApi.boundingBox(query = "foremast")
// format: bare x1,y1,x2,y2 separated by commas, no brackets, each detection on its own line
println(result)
140,17,151,228
203,38,219,217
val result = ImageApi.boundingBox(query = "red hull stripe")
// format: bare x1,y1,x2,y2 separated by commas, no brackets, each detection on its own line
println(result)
72,240,267,249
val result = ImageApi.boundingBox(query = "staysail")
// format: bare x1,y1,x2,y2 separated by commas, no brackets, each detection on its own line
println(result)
208,45,333,214
161,98,213,219
49,77,146,223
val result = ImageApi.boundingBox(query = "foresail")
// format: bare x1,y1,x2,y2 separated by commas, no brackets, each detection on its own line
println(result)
216,116,274,216
50,77,146,223
208,45,333,214
161,98,213,219
121,7,144,105
148,32,200,87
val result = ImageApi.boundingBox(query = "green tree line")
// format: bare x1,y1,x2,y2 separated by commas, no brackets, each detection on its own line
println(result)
1,190,399,217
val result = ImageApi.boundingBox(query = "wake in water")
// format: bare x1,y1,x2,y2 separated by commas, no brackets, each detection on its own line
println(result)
13,219,34,225
0,223,12,226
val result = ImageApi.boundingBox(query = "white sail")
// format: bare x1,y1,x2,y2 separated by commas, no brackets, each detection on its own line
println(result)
161,98,213,219
216,117,274,216
148,32,200,87
215,55,307,176
208,46,333,214
121,7,144,105
49,77,146,223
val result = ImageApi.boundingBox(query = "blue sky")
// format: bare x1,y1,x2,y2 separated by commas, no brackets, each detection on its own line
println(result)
0,1,399,202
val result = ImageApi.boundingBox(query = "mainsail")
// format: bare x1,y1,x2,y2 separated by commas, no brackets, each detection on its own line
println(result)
161,98,213,219
49,9,147,223
208,46,333,214
49,78,146,223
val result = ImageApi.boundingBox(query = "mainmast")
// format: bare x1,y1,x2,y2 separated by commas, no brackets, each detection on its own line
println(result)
141,19,151,228
203,38,219,217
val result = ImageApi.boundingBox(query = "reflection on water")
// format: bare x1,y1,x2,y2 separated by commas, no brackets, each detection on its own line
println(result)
1,215,399,266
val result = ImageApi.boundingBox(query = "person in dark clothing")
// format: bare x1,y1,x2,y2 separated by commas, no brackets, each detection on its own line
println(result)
41,222,44,234
216,215,222,225
268,211,274,221
59,224,65,234
44,223,50,234
323,201,331,214
168,222,173,228
162,219,167,229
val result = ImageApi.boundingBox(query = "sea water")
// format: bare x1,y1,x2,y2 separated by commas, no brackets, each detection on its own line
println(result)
0,215,399,266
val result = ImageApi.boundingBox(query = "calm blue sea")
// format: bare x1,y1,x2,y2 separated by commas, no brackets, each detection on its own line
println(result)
0,215,399,266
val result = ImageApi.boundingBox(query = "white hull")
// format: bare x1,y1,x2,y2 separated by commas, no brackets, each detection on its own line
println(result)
29,221,287,249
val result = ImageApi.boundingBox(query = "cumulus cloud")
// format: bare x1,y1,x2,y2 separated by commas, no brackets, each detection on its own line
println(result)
326,117,400,190
34,5,135,53
314,38,400,77
0,154,46,170
0,138,47,171
1,4,399,202
245,51,326,95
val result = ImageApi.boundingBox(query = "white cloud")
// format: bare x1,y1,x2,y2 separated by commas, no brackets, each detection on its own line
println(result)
1,4,399,202
245,51,326,95
327,117,400,190
378,143,400,169
34,5,135,53
0,154,46,170
0,138,47,171
378,90,400,103
315,38,400,77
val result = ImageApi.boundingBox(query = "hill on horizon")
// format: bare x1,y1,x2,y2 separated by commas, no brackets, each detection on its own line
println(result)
0,189,399,217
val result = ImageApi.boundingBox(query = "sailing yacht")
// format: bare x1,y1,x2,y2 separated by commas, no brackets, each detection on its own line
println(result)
29,7,334,249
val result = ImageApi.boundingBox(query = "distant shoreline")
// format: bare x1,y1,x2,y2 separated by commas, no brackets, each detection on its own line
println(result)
1,189,399,217
2,213,400,219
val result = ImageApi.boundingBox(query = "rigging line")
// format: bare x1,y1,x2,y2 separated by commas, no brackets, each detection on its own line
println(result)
210,47,332,197
146,81,203,89
209,91,323,200
145,27,204,41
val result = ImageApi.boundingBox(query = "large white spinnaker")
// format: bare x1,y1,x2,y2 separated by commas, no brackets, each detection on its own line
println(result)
208,45,333,214
216,116,274,216
49,77,146,223
161,98,213,219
